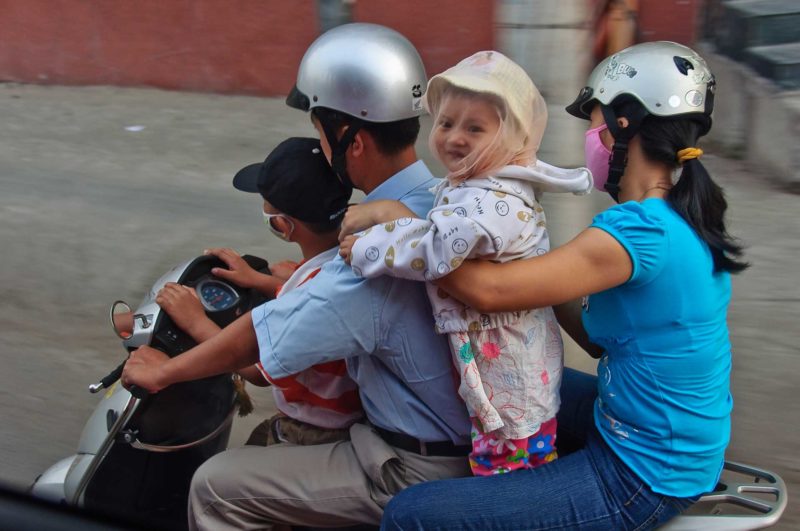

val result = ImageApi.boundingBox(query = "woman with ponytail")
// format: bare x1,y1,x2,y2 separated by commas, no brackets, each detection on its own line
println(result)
380,42,745,530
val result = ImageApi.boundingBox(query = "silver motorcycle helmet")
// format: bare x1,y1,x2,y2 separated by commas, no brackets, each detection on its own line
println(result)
286,23,427,122
566,41,715,127
566,41,716,201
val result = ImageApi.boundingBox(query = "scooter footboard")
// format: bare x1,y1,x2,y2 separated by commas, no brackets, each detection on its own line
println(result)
660,461,788,530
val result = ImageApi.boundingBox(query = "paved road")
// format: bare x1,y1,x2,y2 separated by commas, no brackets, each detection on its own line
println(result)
1,83,797,528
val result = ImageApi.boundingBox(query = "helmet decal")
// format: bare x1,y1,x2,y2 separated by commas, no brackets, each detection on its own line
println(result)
604,55,638,81
686,90,704,107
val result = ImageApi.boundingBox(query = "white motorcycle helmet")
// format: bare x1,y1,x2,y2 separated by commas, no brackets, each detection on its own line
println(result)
566,41,716,201
286,23,428,187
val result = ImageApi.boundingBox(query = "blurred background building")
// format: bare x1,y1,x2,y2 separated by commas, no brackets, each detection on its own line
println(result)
0,0,708,97
1,0,797,185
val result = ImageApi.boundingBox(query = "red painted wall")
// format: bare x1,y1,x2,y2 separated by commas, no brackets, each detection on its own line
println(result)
0,0,493,96
638,0,702,45
353,0,495,79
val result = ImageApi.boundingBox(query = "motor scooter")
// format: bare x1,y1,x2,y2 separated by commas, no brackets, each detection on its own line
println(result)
30,253,271,530
29,254,787,530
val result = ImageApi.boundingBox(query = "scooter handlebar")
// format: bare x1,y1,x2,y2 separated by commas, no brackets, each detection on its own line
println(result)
127,384,148,400
89,360,125,393
88,359,149,399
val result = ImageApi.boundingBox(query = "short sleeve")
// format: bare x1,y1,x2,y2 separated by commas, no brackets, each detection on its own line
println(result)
251,258,376,379
590,200,668,286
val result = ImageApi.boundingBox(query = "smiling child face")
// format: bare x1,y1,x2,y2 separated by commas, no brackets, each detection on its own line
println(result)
430,93,501,175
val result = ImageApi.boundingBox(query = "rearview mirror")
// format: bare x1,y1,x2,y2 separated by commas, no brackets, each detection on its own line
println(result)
110,300,134,339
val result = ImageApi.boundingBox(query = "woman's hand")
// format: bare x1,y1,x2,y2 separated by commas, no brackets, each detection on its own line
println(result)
339,235,359,265
268,260,299,282
339,200,416,241
156,283,218,341
121,346,170,393
204,248,260,288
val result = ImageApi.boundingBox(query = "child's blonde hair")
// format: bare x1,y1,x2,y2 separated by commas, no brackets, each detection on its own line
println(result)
425,51,547,182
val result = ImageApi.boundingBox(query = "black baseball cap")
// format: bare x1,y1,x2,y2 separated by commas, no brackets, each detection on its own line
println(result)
232,137,351,224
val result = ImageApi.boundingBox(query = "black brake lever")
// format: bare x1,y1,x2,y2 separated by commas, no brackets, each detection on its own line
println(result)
89,361,125,393
88,359,148,399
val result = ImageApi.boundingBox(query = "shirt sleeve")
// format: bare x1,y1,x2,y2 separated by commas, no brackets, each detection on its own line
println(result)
251,258,376,379
350,185,536,281
590,201,668,286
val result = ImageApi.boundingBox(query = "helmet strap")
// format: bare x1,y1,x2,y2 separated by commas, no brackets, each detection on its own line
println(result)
319,116,363,192
601,104,648,203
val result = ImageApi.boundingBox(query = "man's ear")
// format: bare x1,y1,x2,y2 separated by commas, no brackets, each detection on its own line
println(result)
617,116,630,129
272,215,292,234
348,130,366,158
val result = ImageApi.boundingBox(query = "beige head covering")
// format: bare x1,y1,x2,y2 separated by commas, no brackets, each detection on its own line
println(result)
425,51,548,182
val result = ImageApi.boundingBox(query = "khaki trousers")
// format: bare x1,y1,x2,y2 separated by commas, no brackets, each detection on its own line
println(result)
188,423,471,530
246,413,352,447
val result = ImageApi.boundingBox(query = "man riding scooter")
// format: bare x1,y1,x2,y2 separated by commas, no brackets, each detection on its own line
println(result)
123,23,474,530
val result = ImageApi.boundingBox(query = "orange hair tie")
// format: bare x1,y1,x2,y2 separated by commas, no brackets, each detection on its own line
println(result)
677,147,703,163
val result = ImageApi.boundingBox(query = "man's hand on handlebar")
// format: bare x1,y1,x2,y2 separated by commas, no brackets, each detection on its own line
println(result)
156,283,215,341
205,247,288,298
122,346,170,394
204,247,262,288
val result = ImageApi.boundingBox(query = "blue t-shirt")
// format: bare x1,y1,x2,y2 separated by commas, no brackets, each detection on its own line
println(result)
584,198,732,497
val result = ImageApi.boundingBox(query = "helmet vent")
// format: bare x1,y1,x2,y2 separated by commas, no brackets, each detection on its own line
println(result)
673,56,695,76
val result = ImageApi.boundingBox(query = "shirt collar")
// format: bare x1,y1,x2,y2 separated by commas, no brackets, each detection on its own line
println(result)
364,160,435,202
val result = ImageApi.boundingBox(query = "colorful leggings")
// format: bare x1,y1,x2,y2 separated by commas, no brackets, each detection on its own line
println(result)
469,416,558,475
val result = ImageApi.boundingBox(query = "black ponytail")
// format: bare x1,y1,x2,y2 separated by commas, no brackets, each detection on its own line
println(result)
637,116,748,274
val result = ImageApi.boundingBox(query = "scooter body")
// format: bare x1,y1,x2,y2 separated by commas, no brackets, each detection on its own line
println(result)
31,254,270,528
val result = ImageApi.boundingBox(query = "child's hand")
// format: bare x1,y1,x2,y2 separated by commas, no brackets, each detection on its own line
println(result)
204,248,260,288
268,260,300,281
339,235,359,265
156,283,213,339
339,200,416,241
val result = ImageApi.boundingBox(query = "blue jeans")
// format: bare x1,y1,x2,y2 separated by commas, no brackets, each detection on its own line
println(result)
380,369,697,531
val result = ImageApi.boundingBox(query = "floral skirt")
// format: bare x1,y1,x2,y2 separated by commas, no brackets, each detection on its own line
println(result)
469,416,558,475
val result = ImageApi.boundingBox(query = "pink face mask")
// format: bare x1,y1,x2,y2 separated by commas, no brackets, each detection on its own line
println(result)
584,124,611,193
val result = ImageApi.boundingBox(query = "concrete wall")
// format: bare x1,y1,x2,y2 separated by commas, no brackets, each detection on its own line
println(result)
700,43,800,189
0,0,493,96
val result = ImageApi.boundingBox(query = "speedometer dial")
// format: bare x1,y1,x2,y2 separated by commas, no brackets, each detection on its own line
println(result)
196,280,240,312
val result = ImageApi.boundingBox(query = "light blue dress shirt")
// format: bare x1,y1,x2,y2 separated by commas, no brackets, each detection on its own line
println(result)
584,198,732,497
252,161,471,444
